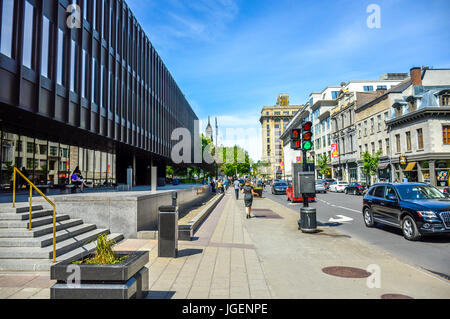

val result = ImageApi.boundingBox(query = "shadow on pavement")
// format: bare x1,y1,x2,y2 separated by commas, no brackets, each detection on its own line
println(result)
145,291,176,299
178,248,203,257
376,224,450,243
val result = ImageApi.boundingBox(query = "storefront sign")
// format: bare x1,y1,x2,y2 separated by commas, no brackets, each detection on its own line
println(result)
331,144,339,159
399,156,407,165
437,171,448,182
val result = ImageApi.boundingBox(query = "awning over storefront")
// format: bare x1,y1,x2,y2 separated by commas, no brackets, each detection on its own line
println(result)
378,163,390,170
405,162,417,172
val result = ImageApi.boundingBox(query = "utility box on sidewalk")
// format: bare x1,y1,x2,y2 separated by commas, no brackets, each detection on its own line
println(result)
158,205,178,258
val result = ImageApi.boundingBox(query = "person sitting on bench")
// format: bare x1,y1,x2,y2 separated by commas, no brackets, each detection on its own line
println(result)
71,167,88,192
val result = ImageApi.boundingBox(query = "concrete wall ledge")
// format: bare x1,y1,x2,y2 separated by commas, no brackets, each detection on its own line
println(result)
179,193,225,241
34,186,210,239
136,192,225,241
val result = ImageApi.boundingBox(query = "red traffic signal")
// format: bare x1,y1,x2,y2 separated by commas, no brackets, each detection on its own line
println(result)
302,121,312,132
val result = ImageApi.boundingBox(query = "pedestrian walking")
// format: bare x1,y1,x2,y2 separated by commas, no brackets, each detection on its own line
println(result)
242,179,258,219
234,179,240,200
210,179,216,193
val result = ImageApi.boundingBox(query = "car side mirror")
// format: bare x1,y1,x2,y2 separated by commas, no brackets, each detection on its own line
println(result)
386,194,398,201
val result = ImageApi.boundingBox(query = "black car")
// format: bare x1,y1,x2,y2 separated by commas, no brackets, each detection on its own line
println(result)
345,182,366,195
362,183,450,241
271,182,288,195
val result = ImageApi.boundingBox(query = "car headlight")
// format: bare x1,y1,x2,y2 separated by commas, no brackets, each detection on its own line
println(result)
417,211,437,218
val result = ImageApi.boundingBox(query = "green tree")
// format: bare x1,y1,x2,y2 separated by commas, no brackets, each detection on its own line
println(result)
361,151,382,186
317,154,331,178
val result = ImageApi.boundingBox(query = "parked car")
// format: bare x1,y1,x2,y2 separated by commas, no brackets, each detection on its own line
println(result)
362,183,450,241
329,181,349,193
442,187,450,197
286,183,316,202
345,182,366,195
271,181,288,195
322,179,335,190
315,181,327,194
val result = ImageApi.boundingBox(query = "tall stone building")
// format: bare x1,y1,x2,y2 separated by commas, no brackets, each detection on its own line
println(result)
260,94,303,179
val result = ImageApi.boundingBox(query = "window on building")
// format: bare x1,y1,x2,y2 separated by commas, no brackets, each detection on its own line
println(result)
364,86,373,92
364,121,368,136
406,132,412,151
27,142,34,153
371,142,375,155
396,134,401,153
322,136,326,148
377,115,382,132
377,85,387,90
0,0,15,58
440,93,450,106
22,1,35,69
378,140,383,154
70,40,77,92
274,112,280,115
57,29,65,86
370,118,374,134
443,126,450,145
332,91,339,99
41,16,51,78
417,128,424,149
386,138,390,155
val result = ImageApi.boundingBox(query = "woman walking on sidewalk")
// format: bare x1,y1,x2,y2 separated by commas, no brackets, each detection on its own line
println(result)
242,179,257,219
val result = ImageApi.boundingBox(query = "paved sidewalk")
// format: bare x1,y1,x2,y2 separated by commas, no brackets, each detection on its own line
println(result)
1,188,449,299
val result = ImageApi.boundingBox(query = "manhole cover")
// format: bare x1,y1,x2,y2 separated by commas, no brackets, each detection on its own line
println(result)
251,209,282,219
381,294,414,299
322,266,371,278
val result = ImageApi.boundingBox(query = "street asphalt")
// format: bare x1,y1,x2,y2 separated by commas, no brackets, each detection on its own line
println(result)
263,187,450,280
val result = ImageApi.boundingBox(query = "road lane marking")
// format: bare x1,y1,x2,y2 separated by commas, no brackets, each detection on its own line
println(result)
318,199,361,214
329,215,354,223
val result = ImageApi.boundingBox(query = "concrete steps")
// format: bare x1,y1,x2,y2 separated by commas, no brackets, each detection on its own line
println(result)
0,209,54,221
0,219,84,238
0,204,124,271
0,234,124,272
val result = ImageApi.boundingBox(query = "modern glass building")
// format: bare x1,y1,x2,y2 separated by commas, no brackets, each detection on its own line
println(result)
0,0,198,189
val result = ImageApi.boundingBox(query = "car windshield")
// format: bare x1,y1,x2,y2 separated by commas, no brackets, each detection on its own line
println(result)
274,183,287,187
396,185,445,200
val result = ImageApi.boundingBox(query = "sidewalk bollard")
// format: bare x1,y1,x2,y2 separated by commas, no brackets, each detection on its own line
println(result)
158,205,178,258
172,191,177,207
299,207,317,233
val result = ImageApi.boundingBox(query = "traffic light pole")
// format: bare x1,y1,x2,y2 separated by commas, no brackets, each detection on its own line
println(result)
302,148,309,208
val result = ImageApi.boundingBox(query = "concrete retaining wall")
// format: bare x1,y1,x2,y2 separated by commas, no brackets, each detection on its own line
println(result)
35,186,209,239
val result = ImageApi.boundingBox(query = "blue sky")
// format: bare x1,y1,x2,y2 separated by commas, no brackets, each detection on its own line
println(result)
126,0,450,161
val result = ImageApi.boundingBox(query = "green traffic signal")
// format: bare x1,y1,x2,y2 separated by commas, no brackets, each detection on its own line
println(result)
303,141,313,151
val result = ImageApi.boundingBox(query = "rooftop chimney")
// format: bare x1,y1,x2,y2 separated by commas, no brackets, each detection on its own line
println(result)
410,67,422,86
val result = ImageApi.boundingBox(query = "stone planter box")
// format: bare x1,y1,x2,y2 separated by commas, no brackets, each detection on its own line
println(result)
50,250,149,299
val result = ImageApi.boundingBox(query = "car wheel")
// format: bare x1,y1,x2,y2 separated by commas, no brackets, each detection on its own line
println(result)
363,207,375,227
345,189,348,194
401,216,421,241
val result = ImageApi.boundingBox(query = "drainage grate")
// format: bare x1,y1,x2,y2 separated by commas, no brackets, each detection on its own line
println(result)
381,294,414,299
322,266,371,278
251,209,283,219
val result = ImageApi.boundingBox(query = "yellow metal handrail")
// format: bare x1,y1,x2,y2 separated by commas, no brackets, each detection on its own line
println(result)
12,167,57,263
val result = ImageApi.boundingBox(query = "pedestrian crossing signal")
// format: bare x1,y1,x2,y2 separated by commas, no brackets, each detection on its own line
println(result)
291,129,302,150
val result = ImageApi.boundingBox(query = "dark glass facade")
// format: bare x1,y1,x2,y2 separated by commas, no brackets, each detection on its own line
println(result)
0,0,198,187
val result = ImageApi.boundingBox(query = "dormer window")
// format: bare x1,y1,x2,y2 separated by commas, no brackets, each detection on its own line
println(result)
406,96,417,112
439,91,450,106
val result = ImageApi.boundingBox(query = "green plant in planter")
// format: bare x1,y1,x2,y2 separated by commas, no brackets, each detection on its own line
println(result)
73,234,128,265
